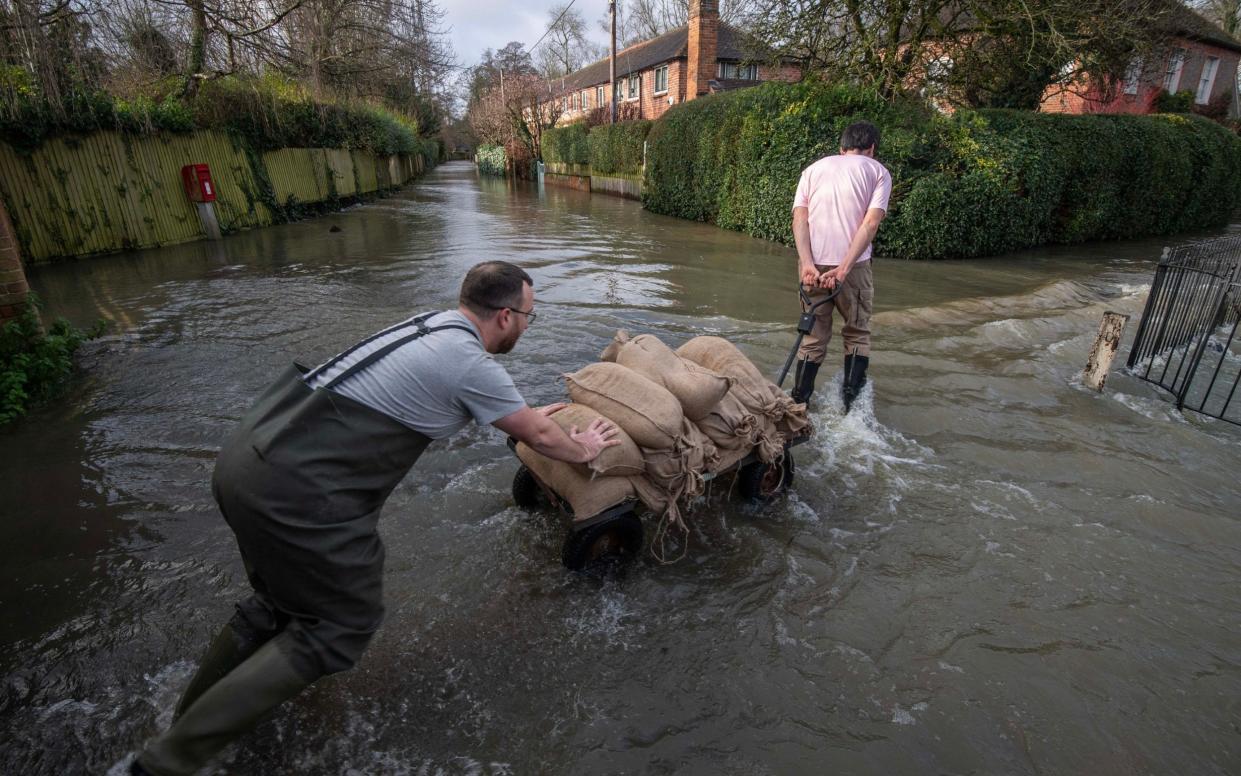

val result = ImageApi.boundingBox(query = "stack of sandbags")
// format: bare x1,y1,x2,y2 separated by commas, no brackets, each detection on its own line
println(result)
517,331,810,537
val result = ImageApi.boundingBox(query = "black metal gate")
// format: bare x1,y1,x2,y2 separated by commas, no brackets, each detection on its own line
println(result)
1127,235,1241,425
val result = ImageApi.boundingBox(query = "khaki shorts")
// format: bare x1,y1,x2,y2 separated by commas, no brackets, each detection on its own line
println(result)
797,261,873,362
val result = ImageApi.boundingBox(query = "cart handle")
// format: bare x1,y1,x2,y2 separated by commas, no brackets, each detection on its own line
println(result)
776,283,843,388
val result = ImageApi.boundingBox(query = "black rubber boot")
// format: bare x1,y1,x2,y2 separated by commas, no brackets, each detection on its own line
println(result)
841,354,869,413
135,635,317,775
790,359,821,406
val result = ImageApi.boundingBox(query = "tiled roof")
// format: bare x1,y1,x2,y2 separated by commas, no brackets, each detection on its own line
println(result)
1166,3,1241,52
551,23,769,93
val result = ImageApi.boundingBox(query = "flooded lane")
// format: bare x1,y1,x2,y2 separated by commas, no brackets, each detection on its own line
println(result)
3,161,1240,774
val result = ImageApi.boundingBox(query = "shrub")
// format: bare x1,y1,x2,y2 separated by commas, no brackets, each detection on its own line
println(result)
589,120,651,175
643,79,1241,259
476,144,506,176
1154,89,1196,113
0,295,102,426
542,123,590,165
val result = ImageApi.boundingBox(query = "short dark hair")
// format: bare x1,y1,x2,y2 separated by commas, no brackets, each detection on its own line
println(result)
459,261,533,318
840,121,880,152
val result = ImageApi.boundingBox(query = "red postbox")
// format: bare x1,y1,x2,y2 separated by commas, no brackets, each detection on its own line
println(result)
181,164,217,203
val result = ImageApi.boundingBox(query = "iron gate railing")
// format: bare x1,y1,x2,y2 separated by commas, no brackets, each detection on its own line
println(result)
1127,235,1241,425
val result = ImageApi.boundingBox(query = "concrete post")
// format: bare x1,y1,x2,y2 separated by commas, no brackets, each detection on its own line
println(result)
0,197,30,325
1083,311,1130,391
196,202,222,240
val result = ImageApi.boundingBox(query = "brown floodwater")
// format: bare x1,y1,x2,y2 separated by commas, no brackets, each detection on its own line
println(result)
2,161,1239,775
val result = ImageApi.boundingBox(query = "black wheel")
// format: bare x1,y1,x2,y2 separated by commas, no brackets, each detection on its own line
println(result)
512,465,549,510
561,510,644,571
737,451,795,504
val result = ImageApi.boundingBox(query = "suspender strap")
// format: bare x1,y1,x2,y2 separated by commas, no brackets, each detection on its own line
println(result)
322,319,478,390
304,312,436,383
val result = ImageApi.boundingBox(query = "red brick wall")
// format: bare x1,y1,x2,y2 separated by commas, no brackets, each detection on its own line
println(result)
1041,37,1240,115
0,198,30,324
759,63,803,84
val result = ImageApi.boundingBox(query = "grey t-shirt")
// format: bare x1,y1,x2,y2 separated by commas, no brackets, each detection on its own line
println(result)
304,311,527,439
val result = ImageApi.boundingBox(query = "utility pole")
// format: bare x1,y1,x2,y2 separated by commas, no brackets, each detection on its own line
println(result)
609,0,617,124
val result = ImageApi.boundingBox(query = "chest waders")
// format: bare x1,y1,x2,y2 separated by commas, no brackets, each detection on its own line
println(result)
136,314,477,776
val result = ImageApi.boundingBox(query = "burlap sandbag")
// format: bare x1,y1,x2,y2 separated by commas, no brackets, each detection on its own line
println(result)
642,420,718,503
694,392,758,454
516,442,636,518
604,331,731,421
564,362,684,450
677,336,809,439
547,403,644,477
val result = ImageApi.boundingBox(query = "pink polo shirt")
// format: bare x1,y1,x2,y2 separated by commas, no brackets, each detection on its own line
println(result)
792,154,892,267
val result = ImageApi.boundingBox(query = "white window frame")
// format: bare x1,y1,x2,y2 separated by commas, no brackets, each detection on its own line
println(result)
654,65,669,95
1123,57,1143,95
1163,49,1186,93
626,73,640,101
1197,56,1220,104
597,85,605,106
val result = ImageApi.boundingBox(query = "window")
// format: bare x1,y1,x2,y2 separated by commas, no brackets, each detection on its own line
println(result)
654,65,669,94
1123,57,1143,95
1163,49,1186,93
597,85,605,105
717,62,758,80
1197,56,1219,104
627,74,640,99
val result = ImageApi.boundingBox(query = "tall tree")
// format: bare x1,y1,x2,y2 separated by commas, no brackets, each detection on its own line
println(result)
536,2,603,78
742,0,1174,107
1192,0,1240,36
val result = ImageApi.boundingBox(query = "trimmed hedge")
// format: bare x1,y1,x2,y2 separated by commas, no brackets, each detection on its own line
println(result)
476,144,506,176
643,80,1241,259
542,123,590,165
589,120,652,175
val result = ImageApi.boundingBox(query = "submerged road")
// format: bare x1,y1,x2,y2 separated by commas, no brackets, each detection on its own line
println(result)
3,161,1240,774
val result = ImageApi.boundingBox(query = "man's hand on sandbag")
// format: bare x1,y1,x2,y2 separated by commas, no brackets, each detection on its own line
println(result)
569,418,621,461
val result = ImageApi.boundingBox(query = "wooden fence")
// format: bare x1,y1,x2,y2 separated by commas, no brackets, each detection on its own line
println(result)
0,131,427,264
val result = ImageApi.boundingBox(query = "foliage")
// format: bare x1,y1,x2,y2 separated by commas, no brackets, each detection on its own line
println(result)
1155,89,1197,113
476,144,507,176
0,295,102,426
742,0,1176,107
542,123,591,165
0,75,438,162
589,120,652,175
643,80,1241,259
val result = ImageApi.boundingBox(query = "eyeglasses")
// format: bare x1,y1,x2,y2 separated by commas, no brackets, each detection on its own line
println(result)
492,306,537,324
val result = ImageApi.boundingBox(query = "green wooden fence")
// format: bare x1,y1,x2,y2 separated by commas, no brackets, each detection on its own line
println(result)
0,130,427,263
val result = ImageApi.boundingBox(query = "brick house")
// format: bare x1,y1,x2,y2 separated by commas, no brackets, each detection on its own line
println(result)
1039,5,1241,115
545,0,800,125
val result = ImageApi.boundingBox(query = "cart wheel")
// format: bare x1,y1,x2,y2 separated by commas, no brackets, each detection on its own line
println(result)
562,510,643,571
738,452,795,504
512,465,549,510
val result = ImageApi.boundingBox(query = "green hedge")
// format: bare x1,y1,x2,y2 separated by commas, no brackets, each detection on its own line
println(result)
589,120,652,175
0,73,437,160
476,144,506,176
542,123,590,165
643,80,1241,259
1,295,101,426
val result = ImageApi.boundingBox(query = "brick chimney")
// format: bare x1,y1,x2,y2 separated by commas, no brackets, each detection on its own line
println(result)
686,0,719,101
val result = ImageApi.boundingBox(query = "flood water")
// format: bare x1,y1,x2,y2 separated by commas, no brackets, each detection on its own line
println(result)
3,161,1240,775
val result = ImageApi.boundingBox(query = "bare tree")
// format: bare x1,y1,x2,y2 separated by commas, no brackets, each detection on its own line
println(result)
536,2,603,78
1191,0,1240,36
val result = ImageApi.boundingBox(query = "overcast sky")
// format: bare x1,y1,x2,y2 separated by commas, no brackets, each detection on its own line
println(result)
442,0,612,69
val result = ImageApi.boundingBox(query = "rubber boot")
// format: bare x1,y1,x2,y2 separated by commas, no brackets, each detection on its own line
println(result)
173,622,266,721
135,635,316,776
790,359,821,406
841,354,869,413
